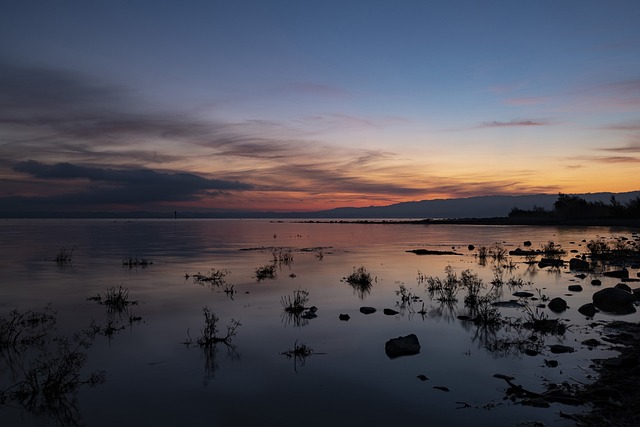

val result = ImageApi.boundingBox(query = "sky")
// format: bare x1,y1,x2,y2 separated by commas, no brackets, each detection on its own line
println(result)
1,0,639,214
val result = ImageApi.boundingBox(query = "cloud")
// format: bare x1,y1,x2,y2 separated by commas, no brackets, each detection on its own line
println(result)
7,160,253,209
598,142,640,153
477,119,553,128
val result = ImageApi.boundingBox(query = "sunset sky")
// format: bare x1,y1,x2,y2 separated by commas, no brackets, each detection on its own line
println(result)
1,0,639,213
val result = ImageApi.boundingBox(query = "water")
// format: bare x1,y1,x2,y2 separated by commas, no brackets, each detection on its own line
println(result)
0,219,638,426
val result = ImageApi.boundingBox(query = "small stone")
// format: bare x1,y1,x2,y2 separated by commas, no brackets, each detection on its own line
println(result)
339,314,350,321
383,308,399,315
524,348,539,356
513,291,534,298
548,344,574,354
360,307,376,315
591,279,602,286
568,284,583,292
417,374,429,381
544,359,559,368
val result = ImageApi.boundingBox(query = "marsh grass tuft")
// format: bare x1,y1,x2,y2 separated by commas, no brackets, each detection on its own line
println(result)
281,288,310,314
186,307,241,347
342,266,373,299
255,263,277,281
193,268,230,287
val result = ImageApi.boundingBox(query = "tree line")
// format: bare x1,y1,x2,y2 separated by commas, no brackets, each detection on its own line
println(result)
509,193,640,220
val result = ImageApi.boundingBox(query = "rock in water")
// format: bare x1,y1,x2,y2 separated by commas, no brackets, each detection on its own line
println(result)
548,297,567,312
383,308,399,315
578,303,597,317
548,344,574,354
569,258,590,271
568,284,583,292
359,307,376,315
385,334,421,358
593,287,636,314
603,269,629,279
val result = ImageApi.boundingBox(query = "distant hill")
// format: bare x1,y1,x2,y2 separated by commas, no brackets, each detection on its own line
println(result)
288,191,640,219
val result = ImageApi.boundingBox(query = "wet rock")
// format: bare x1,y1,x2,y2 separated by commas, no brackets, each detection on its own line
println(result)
538,258,564,268
548,344,574,354
615,283,632,293
513,291,534,298
548,297,567,312
416,374,429,381
593,287,636,314
591,279,602,286
603,269,629,279
578,303,597,317
544,359,559,367
468,244,475,251
569,258,590,271
433,386,450,392
574,274,587,279
568,284,583,292
524,348,539,356
523,241,532,247
385,334,420,358
360,307,376,315
339,313,350,321
383,308,399,315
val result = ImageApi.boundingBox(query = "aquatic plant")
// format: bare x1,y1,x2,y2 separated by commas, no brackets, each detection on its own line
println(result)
122,256,152,268
189,307,241,347
541,240,565,259
342,266,373,299
255,263,277,281
489,243,508,263
522,306,567,335
281,288,310,314
460,270,484,309
586,238,609,256
0,305,56,349
0,309,105,424
425,266,458,303
192,268,230,287
473,296,502,326
272,249,294,266
53,246,77,265
281,340,316,372
345,266,372,287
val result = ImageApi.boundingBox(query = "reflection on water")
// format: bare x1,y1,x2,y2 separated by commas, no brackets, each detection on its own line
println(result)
0,219,638,426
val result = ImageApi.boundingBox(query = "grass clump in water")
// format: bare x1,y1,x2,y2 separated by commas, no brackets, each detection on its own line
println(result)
281,288,310,314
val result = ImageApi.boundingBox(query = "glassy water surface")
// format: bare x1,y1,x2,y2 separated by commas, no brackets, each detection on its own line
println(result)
1,219,638,426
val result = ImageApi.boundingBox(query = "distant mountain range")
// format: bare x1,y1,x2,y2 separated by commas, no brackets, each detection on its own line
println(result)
277,191,640,219
4,191,639,219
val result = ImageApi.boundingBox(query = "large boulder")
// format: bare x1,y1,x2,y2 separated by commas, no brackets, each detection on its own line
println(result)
592,287,636,314
548,297,567,312
569,258,590,271
385,334,421,358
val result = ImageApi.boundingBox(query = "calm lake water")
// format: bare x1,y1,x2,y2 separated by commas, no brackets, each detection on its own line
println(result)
1,219,638,426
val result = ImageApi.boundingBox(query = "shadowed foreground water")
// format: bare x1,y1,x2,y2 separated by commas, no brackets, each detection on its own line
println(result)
0,219,638,426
